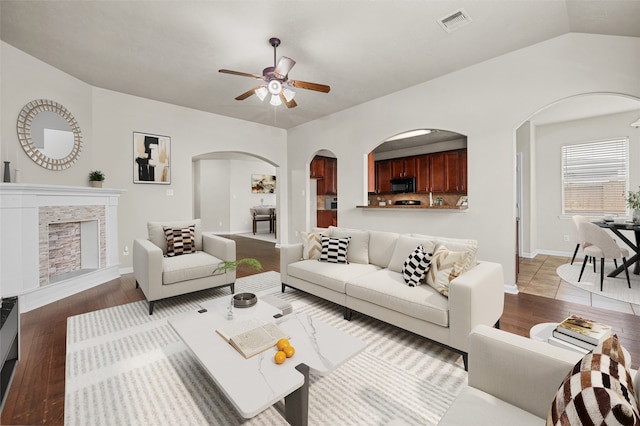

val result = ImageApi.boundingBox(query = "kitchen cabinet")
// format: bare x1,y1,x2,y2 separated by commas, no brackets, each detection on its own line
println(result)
416,155,430,193
310,156,325,178
428,152,446,193
390,157,416,179
312,156,337,195
375,160,392,194
317,210,337,228
385,149,467,194
367,152,376,193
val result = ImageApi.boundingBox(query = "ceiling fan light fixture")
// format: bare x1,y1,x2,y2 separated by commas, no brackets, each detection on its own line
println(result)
255,87,268,101
283,88,296,102
270,94,282,106
268,80,282,95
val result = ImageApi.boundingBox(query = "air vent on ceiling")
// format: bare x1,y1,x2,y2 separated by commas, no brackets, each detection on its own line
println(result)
437,8,472,33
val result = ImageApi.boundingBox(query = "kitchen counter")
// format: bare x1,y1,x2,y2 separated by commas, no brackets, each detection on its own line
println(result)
356,205,468,210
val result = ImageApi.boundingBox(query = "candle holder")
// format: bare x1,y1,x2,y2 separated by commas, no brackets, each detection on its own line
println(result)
3,161,10,183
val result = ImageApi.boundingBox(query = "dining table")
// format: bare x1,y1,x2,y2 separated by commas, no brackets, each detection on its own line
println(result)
595,220,640,277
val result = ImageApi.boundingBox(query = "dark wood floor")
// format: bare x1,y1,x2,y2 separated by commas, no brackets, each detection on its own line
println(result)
2,235,640,425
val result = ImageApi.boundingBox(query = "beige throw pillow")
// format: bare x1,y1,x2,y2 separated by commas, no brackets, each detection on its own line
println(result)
300,232,322,260
425,245,466,297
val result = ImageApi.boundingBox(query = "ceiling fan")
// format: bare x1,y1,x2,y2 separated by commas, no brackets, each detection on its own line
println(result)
219,37,330,108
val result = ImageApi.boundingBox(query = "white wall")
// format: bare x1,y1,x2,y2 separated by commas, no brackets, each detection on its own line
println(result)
516,121,533,256
1,41,287,272
533,110,640,256
286,33,640,288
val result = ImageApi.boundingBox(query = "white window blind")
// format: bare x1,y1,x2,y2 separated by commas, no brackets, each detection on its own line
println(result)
561,138,629,216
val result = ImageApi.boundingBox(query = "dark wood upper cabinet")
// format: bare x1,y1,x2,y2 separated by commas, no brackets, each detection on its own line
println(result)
375,160,392,194
312,155,337,195
310,157,325,178
367,152,376,193
390,157,416,179
375,149,467,194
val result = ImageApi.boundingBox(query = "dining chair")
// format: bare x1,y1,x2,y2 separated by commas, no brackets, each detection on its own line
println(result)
570,215,591,265
578,221,631,291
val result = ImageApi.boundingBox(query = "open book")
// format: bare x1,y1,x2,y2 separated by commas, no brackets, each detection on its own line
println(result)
217,319,289,359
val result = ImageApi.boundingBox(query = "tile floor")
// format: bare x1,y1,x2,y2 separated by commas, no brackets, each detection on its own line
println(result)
518,254,640,316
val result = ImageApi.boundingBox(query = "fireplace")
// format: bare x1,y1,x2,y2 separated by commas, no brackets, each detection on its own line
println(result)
39,205,105,286
0,183,123,312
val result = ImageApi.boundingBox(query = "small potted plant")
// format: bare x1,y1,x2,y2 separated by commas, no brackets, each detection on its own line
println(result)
89,170,105,188
626,186,640,223
214,258,263,274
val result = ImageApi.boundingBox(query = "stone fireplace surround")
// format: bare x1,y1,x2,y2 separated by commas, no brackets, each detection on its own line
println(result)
0,183,124,312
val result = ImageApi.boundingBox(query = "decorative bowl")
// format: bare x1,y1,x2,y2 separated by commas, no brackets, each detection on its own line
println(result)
233,293,257,308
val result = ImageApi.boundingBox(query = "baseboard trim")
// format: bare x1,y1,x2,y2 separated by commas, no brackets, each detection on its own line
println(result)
18,266,121,313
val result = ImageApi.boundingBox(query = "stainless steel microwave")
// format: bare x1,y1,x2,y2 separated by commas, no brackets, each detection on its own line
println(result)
390,177,416,193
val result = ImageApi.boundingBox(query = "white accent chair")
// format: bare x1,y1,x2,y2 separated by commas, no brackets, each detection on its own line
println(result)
133,219,236,314
570,215,591,265
578,221,631,291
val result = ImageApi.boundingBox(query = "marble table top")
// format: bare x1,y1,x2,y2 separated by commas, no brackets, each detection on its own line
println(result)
168,296,366,418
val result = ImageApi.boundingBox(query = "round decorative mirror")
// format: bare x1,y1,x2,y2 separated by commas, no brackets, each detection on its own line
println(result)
16,99,82,170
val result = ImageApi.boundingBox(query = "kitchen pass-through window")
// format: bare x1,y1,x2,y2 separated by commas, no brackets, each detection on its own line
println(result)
561,137,629,216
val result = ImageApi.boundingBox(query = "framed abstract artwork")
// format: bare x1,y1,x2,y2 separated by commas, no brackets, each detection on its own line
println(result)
251,174,276,193
133,132,171,184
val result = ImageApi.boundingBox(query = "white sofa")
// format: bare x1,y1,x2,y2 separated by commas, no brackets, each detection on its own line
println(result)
280,226,505,367
439,325,640,425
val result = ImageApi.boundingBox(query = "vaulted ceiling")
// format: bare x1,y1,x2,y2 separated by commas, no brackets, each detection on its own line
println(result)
2,1,639,129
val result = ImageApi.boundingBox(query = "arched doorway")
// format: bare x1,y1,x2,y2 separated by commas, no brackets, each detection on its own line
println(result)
192,151,279,239
515,93,640,271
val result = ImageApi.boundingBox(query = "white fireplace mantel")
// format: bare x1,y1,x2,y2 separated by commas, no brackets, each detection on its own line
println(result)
0,183,125,312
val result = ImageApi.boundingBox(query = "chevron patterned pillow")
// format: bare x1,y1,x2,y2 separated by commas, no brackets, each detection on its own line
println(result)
547,335,639,426
300,232,322,260
425,246,466,297
402,245,432,287
163,225,196,257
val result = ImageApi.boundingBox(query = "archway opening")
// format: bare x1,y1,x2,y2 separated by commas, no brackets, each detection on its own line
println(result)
366,129,468,207
192,151,279,240
309,149,337,228
515,93,640,268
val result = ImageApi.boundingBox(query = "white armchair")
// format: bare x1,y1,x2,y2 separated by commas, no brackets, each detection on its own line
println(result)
133,219,236,314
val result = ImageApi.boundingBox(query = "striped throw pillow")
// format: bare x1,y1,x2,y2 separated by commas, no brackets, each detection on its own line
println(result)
163,225,196,257
547,335,639,426
318,235,350,264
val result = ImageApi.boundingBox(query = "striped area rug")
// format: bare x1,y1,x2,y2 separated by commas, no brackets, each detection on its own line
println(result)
65,271,466,425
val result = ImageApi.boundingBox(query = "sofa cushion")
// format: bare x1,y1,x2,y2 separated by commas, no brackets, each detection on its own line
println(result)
412,233,478,273
300,231,322,260
163,225,196,257
328,226,370,264
148,219,203,254
439,386,544,426
426,246,466,297
346,269,449,327
547,335,639,426
319,235,350,264
368,230,399,268
163,251,223,285
388,235,436,273
402,245,432,286
288,260,380,294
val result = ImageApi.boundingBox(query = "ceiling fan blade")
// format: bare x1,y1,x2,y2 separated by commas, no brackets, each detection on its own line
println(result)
290,80,331,93
280,92,297,108
219,69,264,79
274,56,296,79
235,86,262,101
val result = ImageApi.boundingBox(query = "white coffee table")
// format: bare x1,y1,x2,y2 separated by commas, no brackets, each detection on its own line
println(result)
168,296,366,425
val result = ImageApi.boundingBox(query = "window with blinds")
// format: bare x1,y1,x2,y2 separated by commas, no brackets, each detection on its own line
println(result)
561,138,629,216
